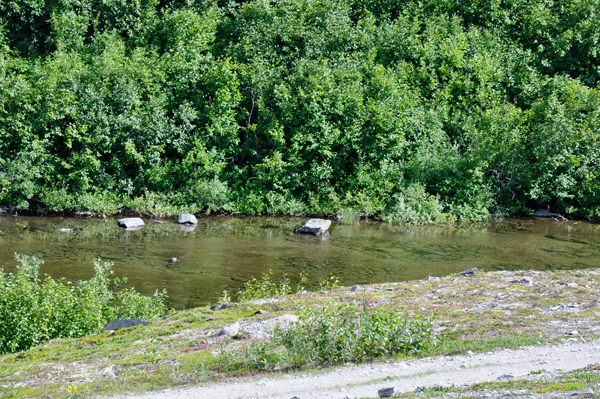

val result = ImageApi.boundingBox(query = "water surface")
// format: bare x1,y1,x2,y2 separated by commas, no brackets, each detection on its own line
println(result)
0,216,598,309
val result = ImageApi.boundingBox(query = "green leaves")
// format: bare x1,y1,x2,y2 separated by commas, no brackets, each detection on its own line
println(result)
0,255,168,354
1,0,599,220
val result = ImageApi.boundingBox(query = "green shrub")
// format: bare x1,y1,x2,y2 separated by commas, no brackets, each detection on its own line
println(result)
219,302,433,370
276,303,433,366
0,254,168,354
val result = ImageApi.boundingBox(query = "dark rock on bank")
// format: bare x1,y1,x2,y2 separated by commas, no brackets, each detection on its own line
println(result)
101,318,149,332
459,268,478,276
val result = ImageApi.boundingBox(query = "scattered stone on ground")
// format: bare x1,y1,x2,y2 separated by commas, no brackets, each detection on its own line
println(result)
458,267,478,276
210,304,229,311
350,284,362,291
423,275,440,281
153,220,166,224
511,277,533,286
117,218,145,229
177,213,198,225
213,321,240,337
169,258,177,263
298,218,332,236
58,228,73,233
101,318,150,332
243,314,299,339
378,387,401,397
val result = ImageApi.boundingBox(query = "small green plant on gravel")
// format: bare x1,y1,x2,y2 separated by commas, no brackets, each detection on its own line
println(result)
0,254,168,354
219,301,433,371
319,276,341,291
217,290,231,305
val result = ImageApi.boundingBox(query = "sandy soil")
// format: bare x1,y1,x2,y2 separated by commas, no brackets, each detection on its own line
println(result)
112,339,600,399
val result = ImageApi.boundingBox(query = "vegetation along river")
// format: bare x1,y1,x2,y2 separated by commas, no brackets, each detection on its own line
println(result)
0,216,598,310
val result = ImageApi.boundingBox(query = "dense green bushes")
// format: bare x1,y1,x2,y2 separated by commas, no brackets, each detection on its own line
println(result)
0,254,167,354
1,0,599,220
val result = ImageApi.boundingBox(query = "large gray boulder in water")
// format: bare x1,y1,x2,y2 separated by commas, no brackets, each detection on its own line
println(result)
178,213,198,225
101,318,149,332
298,218,332,236
117,218,145,229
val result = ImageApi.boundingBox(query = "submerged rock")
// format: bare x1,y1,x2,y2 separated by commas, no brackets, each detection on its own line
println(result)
178,213,198,225
533,209,558,217
533,209,567,220
101,318,149,332
298,218,331,236
73,211,94,217
117,218,145,229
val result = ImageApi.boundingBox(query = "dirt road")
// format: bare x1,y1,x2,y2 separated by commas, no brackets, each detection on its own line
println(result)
112,339,600,399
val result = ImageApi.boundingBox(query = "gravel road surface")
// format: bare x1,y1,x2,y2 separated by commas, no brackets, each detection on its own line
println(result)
112,339,600,399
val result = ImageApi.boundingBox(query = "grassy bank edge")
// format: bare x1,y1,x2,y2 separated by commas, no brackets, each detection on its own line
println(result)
1,267,600,399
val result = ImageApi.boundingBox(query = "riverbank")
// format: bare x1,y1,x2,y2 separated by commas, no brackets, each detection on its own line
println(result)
2,268,600,398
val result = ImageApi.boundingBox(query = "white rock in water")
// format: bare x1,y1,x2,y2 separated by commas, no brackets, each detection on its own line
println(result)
178,213,198,225
117,218,145,229
213,321,239,337
298,218,331,236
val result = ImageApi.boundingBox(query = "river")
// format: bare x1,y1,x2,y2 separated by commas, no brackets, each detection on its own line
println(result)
0,215,598,309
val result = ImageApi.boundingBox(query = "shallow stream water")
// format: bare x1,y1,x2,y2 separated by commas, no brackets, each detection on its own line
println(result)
0,216,598,309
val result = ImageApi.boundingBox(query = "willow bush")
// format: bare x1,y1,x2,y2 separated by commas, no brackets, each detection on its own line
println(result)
0,254,167,354
1,0,599,220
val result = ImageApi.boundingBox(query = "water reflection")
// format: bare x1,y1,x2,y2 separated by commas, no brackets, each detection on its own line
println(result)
0,216,598,309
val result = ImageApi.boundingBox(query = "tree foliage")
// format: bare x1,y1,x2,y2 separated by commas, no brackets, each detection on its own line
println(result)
1,0,599,220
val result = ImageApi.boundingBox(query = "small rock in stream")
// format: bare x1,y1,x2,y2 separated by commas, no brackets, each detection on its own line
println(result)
178,213,198,225
117,218,145,229
298,218,331,236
